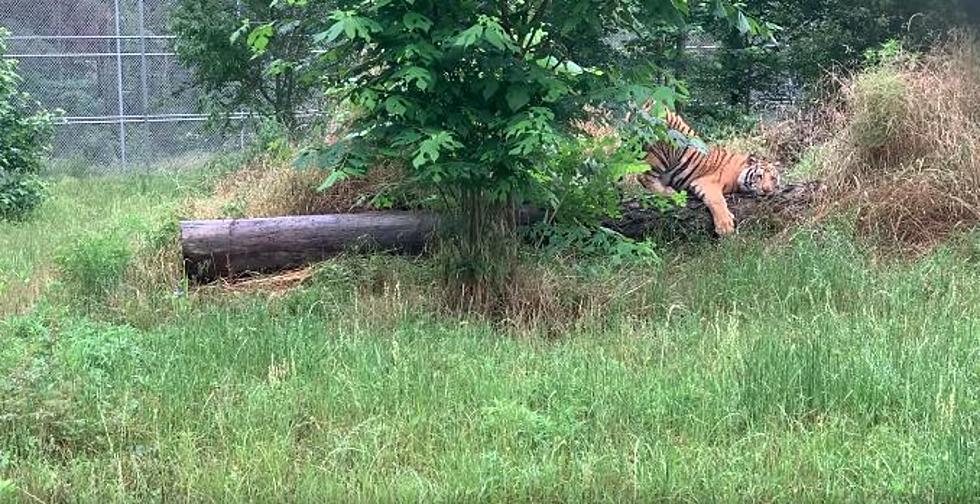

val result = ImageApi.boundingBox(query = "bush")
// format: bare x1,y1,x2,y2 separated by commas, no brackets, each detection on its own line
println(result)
1,313,141,458
56,232,133,303
811,34,980,251
0,175,45,221
848,66,908,154
0,28,55,221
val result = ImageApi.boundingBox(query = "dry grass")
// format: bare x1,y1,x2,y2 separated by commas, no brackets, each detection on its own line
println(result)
186,154,407,220
496,260,657,334
0,267,52,317
804,33,980,252
196,266,317,297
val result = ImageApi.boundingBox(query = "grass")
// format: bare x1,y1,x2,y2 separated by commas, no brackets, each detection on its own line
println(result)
2,173,980,502
0,175,195,317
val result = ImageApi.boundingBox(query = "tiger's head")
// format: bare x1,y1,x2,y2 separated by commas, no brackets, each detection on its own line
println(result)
738,155,782,195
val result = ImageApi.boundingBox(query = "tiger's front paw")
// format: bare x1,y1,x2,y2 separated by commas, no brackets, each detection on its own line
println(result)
714,211,736,236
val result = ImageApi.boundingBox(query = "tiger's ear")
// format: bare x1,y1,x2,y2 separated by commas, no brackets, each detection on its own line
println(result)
746,154,759,166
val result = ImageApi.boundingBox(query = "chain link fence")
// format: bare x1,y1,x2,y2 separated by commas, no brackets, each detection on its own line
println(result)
1,0,254,174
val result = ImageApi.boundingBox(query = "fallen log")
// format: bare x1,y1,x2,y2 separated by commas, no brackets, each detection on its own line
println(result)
181,212,439,281
608,181,826,241
181,182,824,281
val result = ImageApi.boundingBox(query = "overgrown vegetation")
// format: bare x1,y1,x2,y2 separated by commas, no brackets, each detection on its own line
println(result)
802,35,980,252
0,28,55,221
681,0,974,126
3,171,980,500
5,3,980,502
234,0,770,310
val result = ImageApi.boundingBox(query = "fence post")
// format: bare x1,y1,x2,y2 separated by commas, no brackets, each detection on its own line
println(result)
138,0,151,173
113,0,127,168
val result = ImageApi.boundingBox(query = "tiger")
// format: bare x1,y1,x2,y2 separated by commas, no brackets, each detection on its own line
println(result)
636,107,782,236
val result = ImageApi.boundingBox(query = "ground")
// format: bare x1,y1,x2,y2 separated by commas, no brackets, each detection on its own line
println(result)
2,173,980,502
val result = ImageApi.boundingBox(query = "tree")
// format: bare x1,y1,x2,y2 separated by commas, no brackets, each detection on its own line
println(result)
245,0,763,302
0,28,55,221
703,0,969,111
169,0,335,137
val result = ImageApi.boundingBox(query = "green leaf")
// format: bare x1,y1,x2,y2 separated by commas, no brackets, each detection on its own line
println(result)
246,23,274,54
506,86,530,112
482,22,517,52
354,89,378,110
316,11,381,44
671,0,690,16
609,161,651,180
713,0,729,18
454,24,484,48
559,60,583,76
737,12,752,35
401,42,442,63
230,20,250,44
395,66,434,91
402,12,433,33
523,28,548,48
314,22,345,44
317,169,349,191
384,95,409,116
482,79,500,99
392,129,424,147
412,131,461,168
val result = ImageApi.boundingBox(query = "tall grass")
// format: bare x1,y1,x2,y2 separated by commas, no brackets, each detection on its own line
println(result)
3,171,980,501
1,187,979,500
808,34,980,251
0,174,194,317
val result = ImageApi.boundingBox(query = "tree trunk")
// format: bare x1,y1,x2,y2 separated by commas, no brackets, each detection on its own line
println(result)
181,212,439,281
180,182,824,281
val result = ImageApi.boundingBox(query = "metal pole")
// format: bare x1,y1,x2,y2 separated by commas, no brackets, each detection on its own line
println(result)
113,0,127,167
138,0,151,173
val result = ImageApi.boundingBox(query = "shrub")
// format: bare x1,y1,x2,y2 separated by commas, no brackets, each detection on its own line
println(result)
0,28,55,221
0,175,46,221
1,314,140,458
848,66,908,155
812,34,980,252
56,232,133,303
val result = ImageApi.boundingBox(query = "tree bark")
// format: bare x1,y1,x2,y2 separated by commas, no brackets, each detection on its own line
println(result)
181,182,824,281
181,212,439,281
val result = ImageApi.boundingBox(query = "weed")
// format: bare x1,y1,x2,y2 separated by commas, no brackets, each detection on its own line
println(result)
809,34,980,252
55,231,132,304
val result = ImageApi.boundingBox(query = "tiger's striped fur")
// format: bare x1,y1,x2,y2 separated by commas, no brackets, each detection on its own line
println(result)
638,108,782,236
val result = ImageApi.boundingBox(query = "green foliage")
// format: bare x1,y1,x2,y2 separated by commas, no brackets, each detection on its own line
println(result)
769,0,966,86
169,0,335,136
0,28,55,221
527,224,661,267
1,313,141,459
680,0,968,129
6,173,980,499
519,134,678,267
863,39,906,66
55,232,133,303
533,136,644,226
0,175,46,222
260,0,763,291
